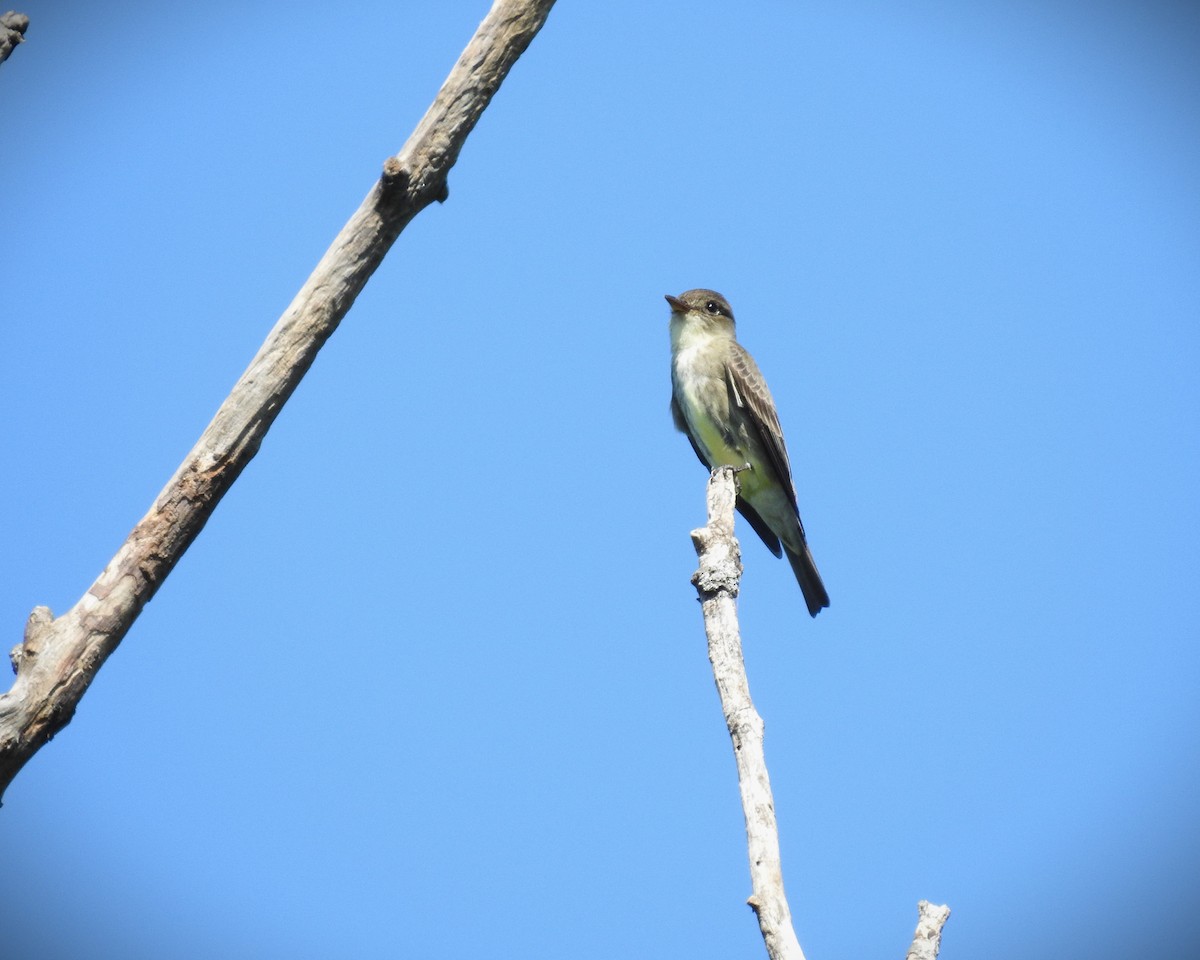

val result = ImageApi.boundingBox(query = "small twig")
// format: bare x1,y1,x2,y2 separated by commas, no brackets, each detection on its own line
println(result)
905,900,951,960
1,11,28,66
690,466,806,960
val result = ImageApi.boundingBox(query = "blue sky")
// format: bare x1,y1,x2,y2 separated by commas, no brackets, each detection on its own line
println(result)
3,1,1198,957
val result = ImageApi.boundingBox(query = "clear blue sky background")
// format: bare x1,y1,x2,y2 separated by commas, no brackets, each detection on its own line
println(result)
3,2,1198,958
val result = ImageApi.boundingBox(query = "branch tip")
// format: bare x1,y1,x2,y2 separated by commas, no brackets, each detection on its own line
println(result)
23,606,53,644
905,899,951,960
689,471,799,957
0,10,28,66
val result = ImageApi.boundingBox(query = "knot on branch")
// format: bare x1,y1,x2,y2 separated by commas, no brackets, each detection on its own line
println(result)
0,11,28,67
690,466,744,599
24,606,53,644
691,525,742,597
379,158,450,209
11,606,54,673
380,157,410,198
1,12,28,38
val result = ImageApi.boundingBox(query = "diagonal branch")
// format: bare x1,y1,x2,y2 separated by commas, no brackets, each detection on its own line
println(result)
0,0,557,804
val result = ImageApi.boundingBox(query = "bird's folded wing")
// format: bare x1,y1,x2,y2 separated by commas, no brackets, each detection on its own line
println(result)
725,342,803,526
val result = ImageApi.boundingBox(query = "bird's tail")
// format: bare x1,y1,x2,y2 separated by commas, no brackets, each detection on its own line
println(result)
785,541,830,618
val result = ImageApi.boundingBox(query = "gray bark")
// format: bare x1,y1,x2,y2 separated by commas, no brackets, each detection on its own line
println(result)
690,467,951,959
0,0,557,803
906,900,952,960
691,466,808,960
1,11,28,66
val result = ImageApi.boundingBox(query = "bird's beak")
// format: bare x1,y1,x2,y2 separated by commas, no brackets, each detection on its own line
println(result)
664,294,686,313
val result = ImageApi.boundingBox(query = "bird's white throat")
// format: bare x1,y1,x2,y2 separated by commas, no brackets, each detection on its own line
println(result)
669,313,732,357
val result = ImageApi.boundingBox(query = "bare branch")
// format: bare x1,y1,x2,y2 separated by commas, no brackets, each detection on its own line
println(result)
690,466,807,960
0,0,557,803
690,469,952,959
905,900,951,960
1,11,28,66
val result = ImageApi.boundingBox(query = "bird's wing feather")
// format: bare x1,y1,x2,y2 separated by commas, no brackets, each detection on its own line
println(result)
725,342,802,520
672,390,782,556
735,500,784,557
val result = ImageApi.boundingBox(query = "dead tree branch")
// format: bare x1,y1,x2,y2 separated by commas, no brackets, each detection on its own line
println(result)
1,11,28,66
0,0,556,803
691,466,807,960
689,467,951,959
905,900,951,960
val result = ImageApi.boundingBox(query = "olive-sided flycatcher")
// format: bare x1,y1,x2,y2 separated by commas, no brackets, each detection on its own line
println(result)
666,289,829,617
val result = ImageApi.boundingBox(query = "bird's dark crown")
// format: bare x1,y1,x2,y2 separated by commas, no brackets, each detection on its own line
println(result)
666,289,735,322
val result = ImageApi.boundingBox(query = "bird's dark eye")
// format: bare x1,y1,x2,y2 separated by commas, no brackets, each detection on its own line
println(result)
705,300,720,315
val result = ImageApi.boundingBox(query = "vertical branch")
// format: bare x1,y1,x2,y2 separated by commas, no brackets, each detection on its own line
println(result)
689,467,950,958
905,900,951,960
690,466,806,960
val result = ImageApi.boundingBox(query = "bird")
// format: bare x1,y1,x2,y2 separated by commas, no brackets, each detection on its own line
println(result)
666,288,829,617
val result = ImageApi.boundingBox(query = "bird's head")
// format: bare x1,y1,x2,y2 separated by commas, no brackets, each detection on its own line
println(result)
665,289,737,339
